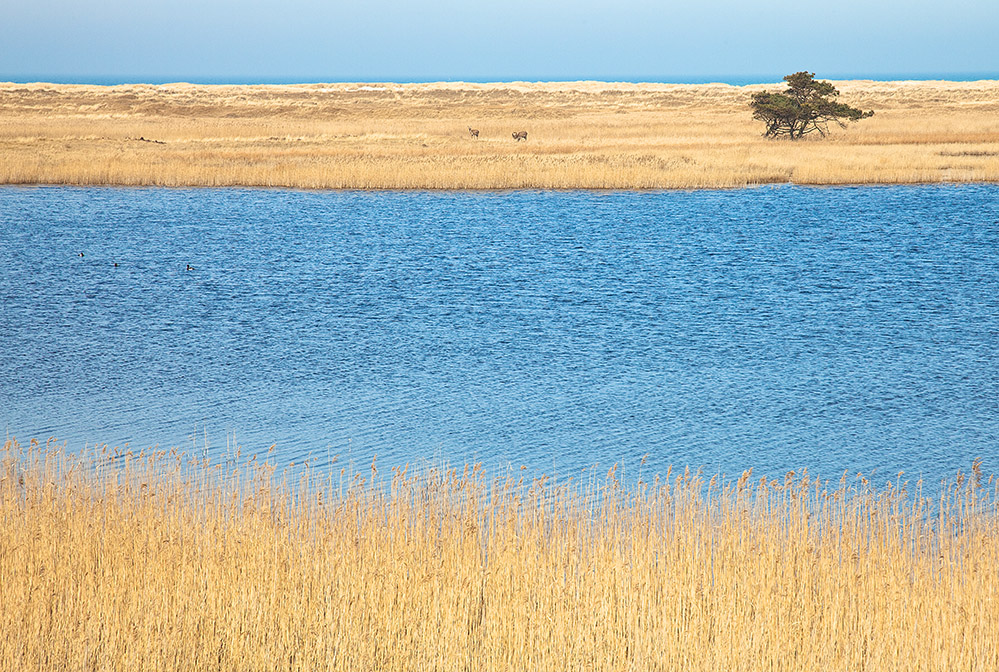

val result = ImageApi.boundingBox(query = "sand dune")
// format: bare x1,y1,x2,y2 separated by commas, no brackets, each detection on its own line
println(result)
2,80,997,189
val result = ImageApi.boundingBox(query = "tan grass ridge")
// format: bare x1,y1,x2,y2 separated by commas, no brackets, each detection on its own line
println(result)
1,79,998,189
2,437,997,670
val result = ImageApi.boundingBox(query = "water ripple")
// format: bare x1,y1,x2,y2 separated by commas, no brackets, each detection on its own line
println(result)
1,184,997,483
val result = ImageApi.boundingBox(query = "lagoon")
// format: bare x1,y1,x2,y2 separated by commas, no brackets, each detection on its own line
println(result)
1,185,997,483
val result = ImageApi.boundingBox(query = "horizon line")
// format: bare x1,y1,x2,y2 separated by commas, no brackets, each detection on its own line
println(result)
4,71,999,87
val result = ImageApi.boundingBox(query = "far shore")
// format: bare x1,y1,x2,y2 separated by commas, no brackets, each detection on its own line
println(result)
2,80,998,190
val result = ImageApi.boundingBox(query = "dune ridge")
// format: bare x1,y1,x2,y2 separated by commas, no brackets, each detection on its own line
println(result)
2,80,998,189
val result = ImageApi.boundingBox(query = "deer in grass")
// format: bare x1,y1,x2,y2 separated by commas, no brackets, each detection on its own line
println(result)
512,131,528,141
468,127,480,139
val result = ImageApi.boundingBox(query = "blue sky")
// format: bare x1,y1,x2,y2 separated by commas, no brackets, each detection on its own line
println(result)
3,0,997,82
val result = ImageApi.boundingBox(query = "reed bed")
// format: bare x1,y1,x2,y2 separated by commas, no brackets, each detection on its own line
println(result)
1,436,997,671
2,80,998,189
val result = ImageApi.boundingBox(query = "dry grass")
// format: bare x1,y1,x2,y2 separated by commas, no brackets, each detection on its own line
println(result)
1,80,998,189
2,437,997,671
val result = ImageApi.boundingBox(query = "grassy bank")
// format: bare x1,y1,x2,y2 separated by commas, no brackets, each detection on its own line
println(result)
1,80,998,189
1,437,997,670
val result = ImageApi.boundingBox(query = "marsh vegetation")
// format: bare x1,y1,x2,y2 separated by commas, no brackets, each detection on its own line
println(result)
2,438,997,671
2,80,998,189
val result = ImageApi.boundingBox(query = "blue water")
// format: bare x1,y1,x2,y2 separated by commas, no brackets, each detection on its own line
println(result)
1,185,997,483
4,73,998,86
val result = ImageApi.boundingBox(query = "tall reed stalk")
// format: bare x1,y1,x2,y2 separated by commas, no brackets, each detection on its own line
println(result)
2,437,996,670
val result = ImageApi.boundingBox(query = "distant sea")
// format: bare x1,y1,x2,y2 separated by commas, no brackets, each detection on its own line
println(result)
3,73,999,86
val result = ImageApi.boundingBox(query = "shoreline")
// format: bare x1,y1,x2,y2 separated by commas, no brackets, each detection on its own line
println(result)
3,80,998,190
3,179,999,193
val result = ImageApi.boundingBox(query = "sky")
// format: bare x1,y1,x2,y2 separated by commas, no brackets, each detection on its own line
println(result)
2,0,997,83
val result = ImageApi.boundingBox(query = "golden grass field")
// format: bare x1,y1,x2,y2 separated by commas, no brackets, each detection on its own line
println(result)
2,437,997,671
1,79,998,189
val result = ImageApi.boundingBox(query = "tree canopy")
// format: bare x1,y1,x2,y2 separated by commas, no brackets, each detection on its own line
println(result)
750,72,874,140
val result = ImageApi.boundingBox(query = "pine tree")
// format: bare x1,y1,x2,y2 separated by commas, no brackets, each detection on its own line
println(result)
750,72,874,139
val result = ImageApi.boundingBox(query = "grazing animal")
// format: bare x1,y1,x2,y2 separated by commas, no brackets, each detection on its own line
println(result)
512,131,528,141
468,127,480,139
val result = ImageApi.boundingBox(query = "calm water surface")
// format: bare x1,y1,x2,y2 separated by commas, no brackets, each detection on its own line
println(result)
2,185,997,483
